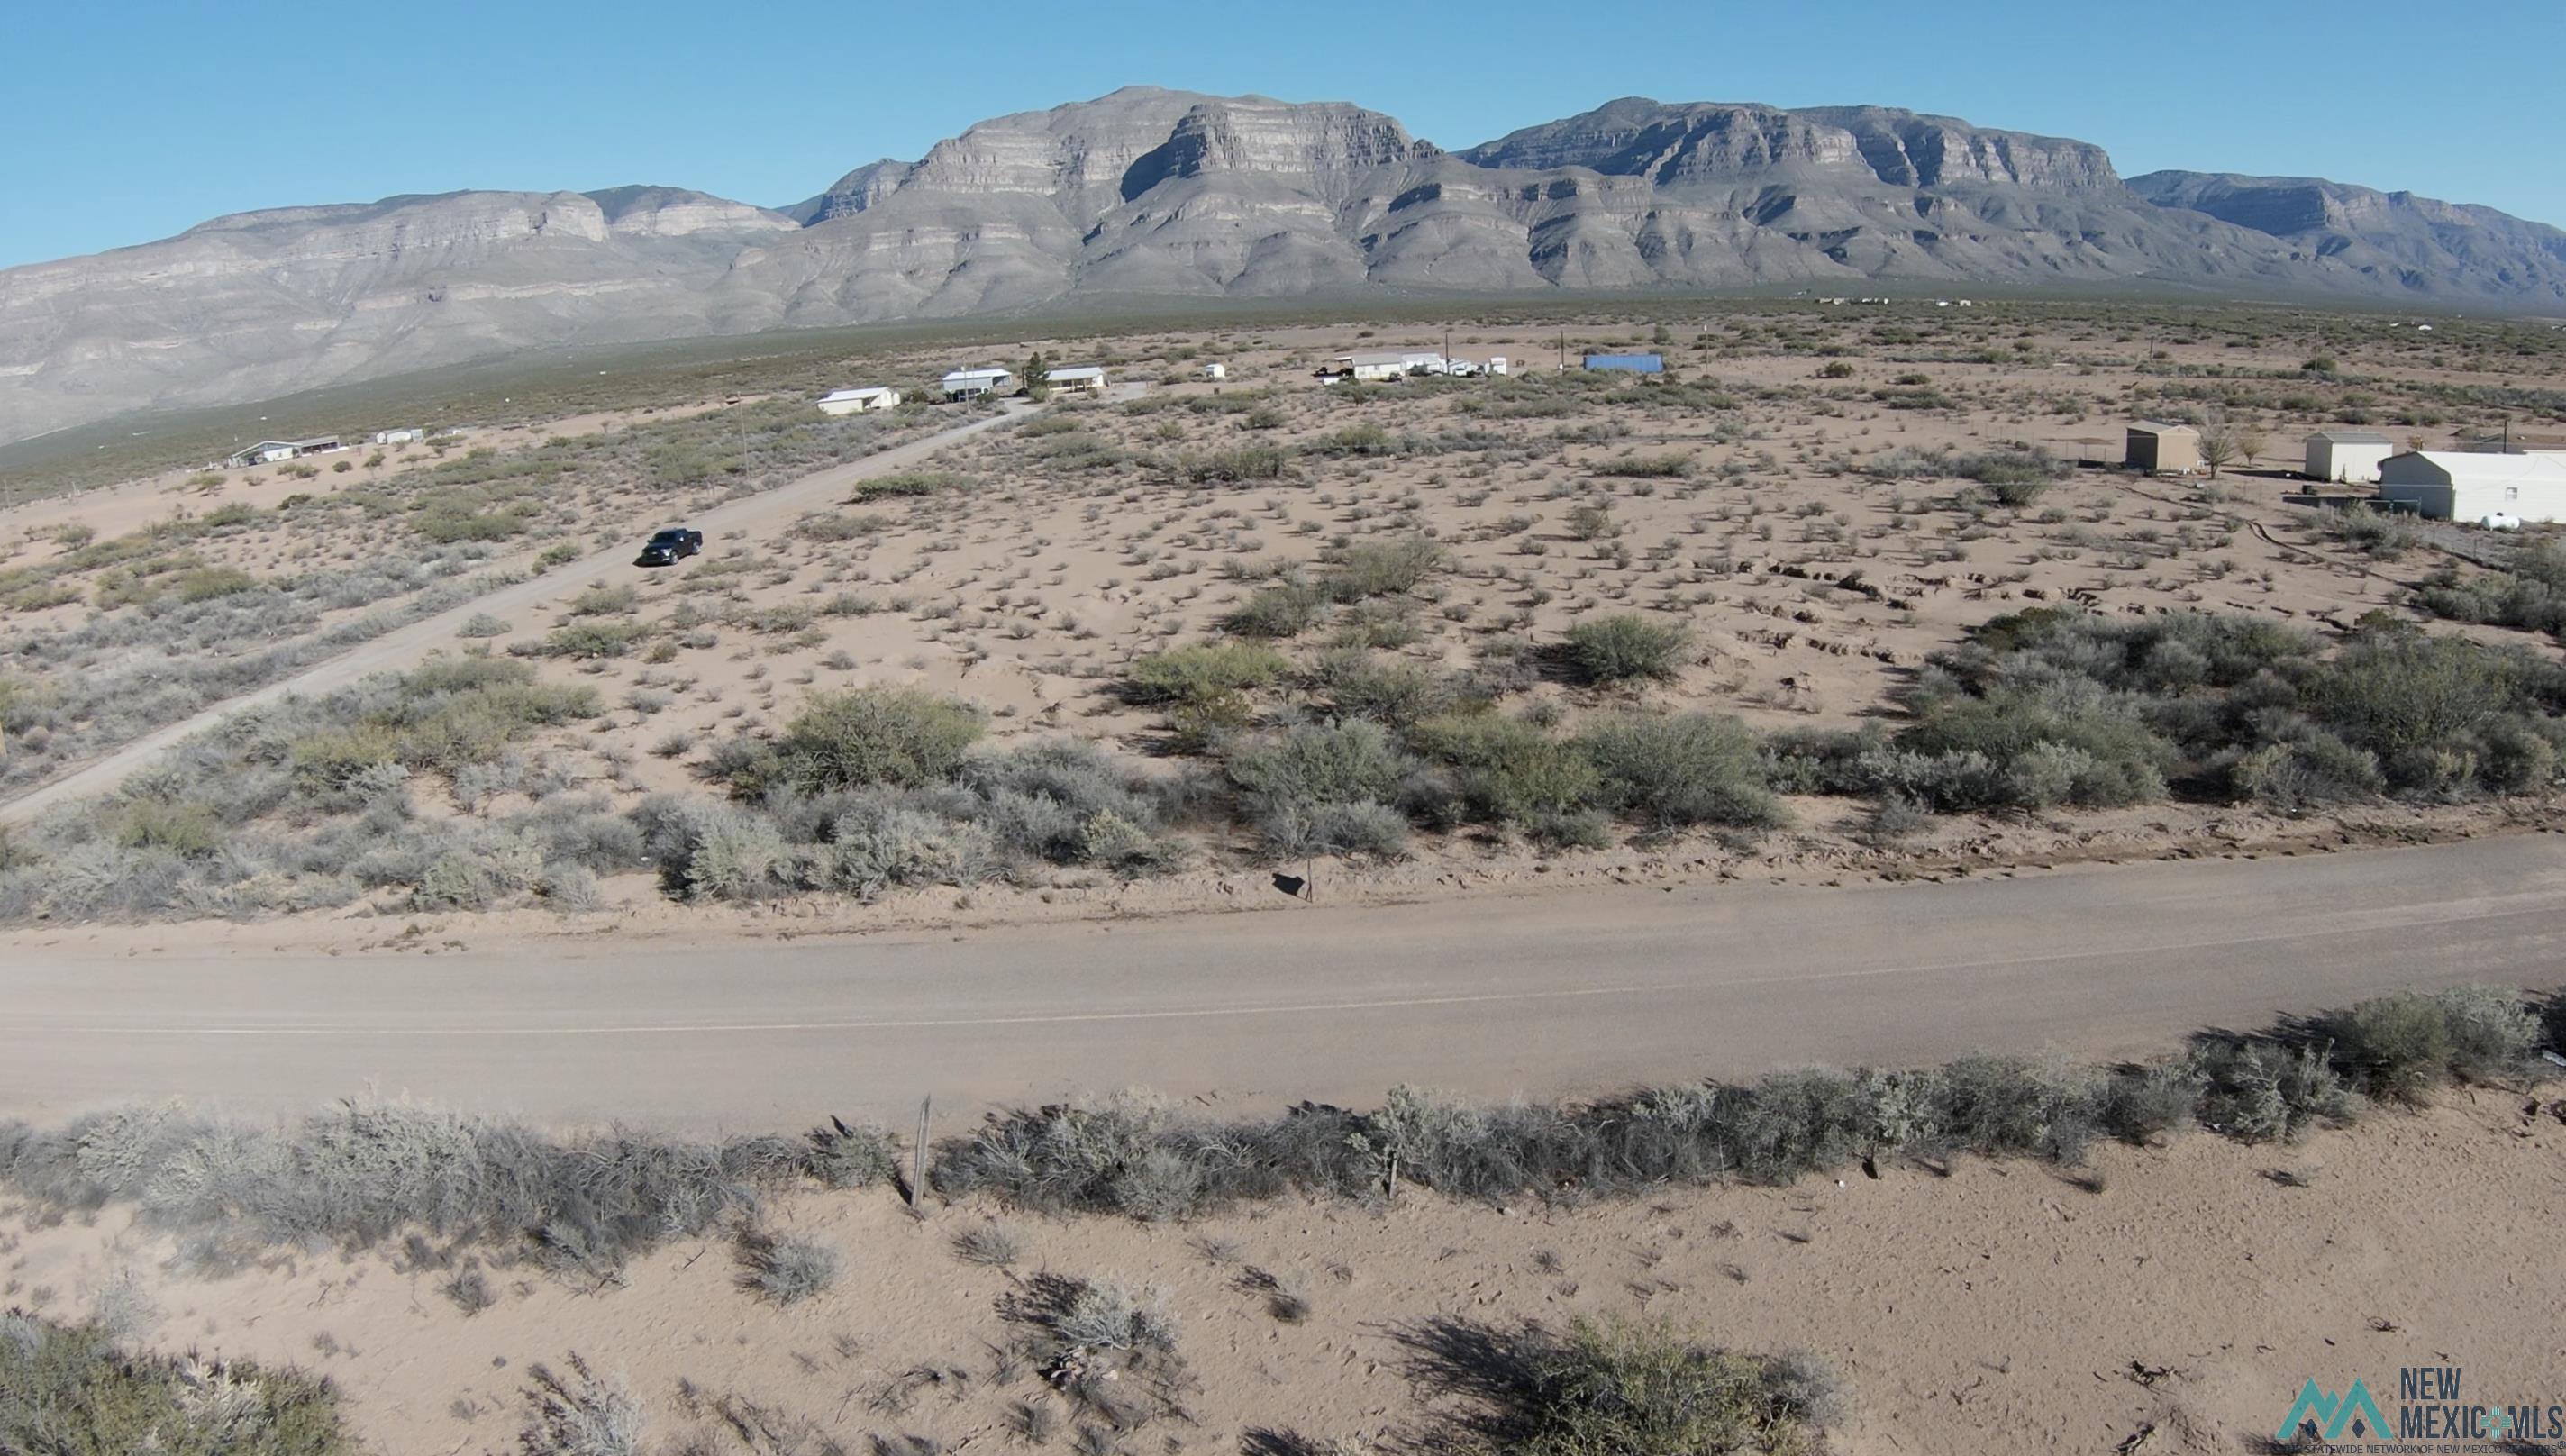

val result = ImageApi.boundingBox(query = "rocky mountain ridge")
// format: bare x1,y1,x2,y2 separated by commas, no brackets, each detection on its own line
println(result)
5,86,2560,445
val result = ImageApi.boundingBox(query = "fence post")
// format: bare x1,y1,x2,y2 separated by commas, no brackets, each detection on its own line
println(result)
910,1097,931,1214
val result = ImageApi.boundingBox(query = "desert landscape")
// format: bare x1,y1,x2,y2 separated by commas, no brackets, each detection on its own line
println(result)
8,41,2566,1453
5,297,2566,1451
5,301,2565,934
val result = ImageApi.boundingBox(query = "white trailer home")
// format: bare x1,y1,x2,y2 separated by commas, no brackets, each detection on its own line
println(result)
2304,429,2394,484
1047,365,1106,396
817,387,901,415
941,368,1015,400
2375,450,2566,524
1333,350,1446,381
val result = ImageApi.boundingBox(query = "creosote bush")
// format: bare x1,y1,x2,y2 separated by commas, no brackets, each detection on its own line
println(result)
717,687,988,797
0,1311,359,1453
1560,615,1691,686
1512,1317,1834,1456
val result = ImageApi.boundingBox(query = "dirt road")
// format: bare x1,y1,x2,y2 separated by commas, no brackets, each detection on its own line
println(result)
0,402,1031,827
5,833,2560,1129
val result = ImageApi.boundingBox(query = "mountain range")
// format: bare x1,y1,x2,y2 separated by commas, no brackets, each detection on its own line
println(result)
5,86,2562,446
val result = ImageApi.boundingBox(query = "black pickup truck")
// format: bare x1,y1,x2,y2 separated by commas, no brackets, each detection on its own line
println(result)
634,527,704,567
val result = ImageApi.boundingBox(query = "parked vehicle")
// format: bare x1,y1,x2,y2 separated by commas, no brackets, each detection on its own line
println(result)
635,527,703,567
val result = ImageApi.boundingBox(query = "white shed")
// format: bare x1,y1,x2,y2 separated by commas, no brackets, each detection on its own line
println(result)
1047,365,1106,395
1200,362,1227,381
941,368,1015,400
2376,450,2566,524
818,387,900,415
2304,430,2393,484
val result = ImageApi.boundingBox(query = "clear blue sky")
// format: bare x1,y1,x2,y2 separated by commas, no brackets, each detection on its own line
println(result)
6,0,2561,268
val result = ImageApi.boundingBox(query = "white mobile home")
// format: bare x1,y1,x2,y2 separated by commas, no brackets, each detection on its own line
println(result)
2375,450,2566,524
1200,362,1227,381
1047,365,1106,395
224,436,344,469
369,427,423,446
1333,350,1446,382
817,387,900,415
941,368,1015,401
2304,429,2393,484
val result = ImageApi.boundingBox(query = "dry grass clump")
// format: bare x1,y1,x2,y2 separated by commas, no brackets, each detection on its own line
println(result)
735,1229,843,1306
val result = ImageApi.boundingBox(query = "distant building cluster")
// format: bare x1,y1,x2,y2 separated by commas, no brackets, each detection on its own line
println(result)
1317,350,1511,383
2119,415,2566,527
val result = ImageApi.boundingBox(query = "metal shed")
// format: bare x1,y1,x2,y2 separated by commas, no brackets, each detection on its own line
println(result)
2125,422,2201,475
2305,429,2393,484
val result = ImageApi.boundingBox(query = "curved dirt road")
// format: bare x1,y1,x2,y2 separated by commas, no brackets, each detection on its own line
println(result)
0,403,1031,827
5,833,2561,1130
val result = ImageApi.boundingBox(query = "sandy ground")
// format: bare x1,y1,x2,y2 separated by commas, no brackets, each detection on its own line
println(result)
7,1095,2560,1455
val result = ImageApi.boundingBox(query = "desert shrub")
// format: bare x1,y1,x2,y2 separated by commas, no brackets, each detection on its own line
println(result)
1307,423,1396,456
807,1119,901,1189
2307,630,2521,771
1226,721,1410,816
1954,446,2070,506
954,1221,1026,1267
794,511,889,541
1511,1318,1827,1456
2413,540,2566,638
2324,987,2539,1104
1257,799,1410,858
1576,712,1784,829
1564,503,1617,541
518,1354,646,1456
0,1097,836,1279
1882,681,2172,812
630,796,792,900
1124,642,1290,706
2193,1042,2361,1142
1313,651,1456,729
1591,452,1692,478
111,797,224,857
803,795,996,898
172,565,260,603
2317,507,2425,561
1559,615,1690,686
532,621,651,660
563,583,639,617
1051,1279,1178,1353
1184,447,1290,482
1322,537,1444,601
1224,582,1329,638
732,687,987,796
456,612,511,638
1920,609,2566,808
0,1312,359,1454
736,1230,842,1306
1409,714,1599,824
851,470,960,501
